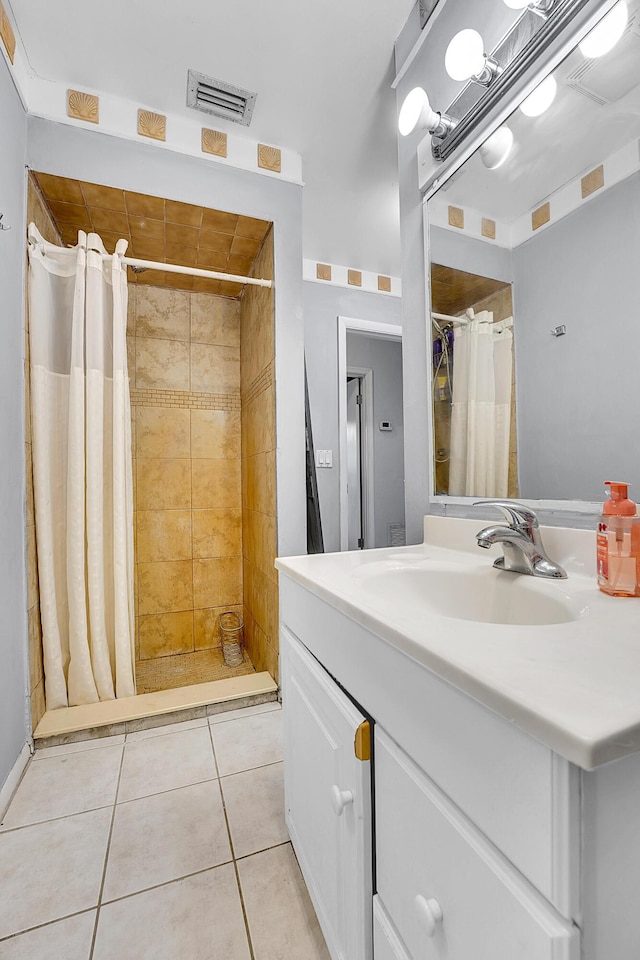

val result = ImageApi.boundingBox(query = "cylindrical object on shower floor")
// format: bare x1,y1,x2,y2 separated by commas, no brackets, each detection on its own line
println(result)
219,611,244,666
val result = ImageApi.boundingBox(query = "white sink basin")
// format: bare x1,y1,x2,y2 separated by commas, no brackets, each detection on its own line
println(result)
356,561,586,626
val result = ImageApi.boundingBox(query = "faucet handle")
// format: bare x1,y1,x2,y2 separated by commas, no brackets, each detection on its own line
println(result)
473,500,539,529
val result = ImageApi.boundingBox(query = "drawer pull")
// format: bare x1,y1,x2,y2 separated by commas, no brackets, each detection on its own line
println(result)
331,785,354,816
415,895,443,937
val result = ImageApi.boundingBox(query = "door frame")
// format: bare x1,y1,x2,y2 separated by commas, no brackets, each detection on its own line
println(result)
346,367,374,550
338,316,403,552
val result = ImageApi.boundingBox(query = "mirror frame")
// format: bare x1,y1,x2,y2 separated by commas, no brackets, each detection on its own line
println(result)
422,0,620,521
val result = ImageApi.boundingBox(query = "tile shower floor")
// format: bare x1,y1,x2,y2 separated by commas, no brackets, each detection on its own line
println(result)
0,703,330,960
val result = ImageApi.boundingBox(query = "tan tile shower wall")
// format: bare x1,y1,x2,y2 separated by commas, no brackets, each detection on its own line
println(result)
128,285,246,693
240,230,278,681
25,174,63,729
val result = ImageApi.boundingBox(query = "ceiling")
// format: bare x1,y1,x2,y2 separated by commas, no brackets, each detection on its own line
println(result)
33,172,272,295
439,1,640,221
431,264,509,317
10,0,415,275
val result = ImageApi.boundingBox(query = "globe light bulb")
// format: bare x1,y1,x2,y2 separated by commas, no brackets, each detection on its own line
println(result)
479,126,514,170
503,0,531,8
579,1,627,58
520,74,557,117
398,87,431,136
445,29,487,82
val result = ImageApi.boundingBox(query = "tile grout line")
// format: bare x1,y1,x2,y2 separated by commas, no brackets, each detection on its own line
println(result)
208,722,257,960
88,744,126,960
0,907,97,946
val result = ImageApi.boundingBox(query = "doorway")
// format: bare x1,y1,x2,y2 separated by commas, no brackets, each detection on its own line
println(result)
338,316,404,551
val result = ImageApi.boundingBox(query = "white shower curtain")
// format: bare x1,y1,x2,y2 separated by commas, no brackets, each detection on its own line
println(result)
28,224,136,708
448,311,513,498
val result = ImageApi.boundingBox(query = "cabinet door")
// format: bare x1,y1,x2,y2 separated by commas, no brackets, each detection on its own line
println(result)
375,730,579,960
281,626,372,960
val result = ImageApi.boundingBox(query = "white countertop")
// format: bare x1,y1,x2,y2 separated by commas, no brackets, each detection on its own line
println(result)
276,516,640,770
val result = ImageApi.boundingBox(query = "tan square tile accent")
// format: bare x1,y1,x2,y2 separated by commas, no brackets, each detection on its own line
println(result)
138,560,193,615
448,206,464,229
138,109,166,141
377,275,391,292
67,90,99,124
137,459,191,510
136,287,190,341
316,263,331,281
192,459,241,510
191,343,240,394
193,557,242,608
202,128,228,158
192,508,242,559
136,407,190,459
257,144,282,173
138,611,194,659
137,510,192,563
348,270,362,287
191,409,241,459
0,1,15,63
581,164,604,199
135,338,190,391
532,202,551,231
481,218,496,240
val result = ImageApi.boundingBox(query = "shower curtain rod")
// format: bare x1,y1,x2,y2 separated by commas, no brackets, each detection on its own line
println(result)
28,230,272,288
432,311,470,325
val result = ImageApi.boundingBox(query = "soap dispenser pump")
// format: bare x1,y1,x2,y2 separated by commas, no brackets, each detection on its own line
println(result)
597,481,640,596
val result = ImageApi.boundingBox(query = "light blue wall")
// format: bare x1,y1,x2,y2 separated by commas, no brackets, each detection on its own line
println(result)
304,281,402,552
0,57,29,791
27,117,306,560
512,173,640,501
430,224,513,283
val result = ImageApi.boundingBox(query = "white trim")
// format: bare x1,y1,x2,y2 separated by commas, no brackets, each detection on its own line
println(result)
303,260,402,297
392,1,449,90
346,366,375,549
338,316,403,552
0,743,31,821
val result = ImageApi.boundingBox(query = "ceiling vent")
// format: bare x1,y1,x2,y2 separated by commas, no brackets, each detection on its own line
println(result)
186,70,256,126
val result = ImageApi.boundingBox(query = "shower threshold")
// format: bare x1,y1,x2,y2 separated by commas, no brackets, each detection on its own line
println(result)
32,672,278,748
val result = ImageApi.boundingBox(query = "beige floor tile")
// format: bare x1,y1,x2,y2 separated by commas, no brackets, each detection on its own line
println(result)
209,701,280,724
93,865,251,960
0,809,111,939
0,911,96,959
1,745,122,829
222,761,287,858
238,844,330,960
33,734,125,761
126,717,207,743
117,726,216,802
211,709,282,777
103,780,231,901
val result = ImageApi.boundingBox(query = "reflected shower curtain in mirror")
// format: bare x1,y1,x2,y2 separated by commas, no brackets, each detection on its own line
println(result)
448,312,513,498
27,225,135,708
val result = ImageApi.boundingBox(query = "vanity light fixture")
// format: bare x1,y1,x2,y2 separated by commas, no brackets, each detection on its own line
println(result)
445,30,502,85
503,0,555,12
479,125,514,169
398,87,455,138
579,0,628,57
519,74,557,116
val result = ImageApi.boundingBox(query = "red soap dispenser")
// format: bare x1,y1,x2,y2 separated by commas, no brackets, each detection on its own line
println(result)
597,482,640,596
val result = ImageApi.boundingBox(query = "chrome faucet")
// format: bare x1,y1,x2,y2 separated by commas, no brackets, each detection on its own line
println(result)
474,501,567,579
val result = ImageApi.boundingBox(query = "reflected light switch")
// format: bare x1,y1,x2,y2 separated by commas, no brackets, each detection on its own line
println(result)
315,450,333,468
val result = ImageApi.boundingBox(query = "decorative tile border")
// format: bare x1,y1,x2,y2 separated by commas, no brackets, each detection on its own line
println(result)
67,89,99,124
130,388,240,412
242,362,274,406
303,259,401,297
428,139,640,250
448,205,464,229
25,77,303,184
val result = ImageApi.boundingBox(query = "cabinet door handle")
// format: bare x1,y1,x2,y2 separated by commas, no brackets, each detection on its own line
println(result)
415,895,443,937
330,784,354,816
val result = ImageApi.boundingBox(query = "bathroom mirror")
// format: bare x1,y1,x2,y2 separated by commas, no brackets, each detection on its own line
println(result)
426,0,640,506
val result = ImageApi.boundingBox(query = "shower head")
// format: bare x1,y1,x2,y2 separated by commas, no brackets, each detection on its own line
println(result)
129,265,148,274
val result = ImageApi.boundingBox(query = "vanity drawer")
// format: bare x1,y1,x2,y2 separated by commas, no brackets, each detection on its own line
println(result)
375,730,579,960
373,896,412,960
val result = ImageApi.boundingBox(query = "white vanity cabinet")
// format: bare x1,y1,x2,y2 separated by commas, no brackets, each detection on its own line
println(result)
281,626,373,960
279,571,640,960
